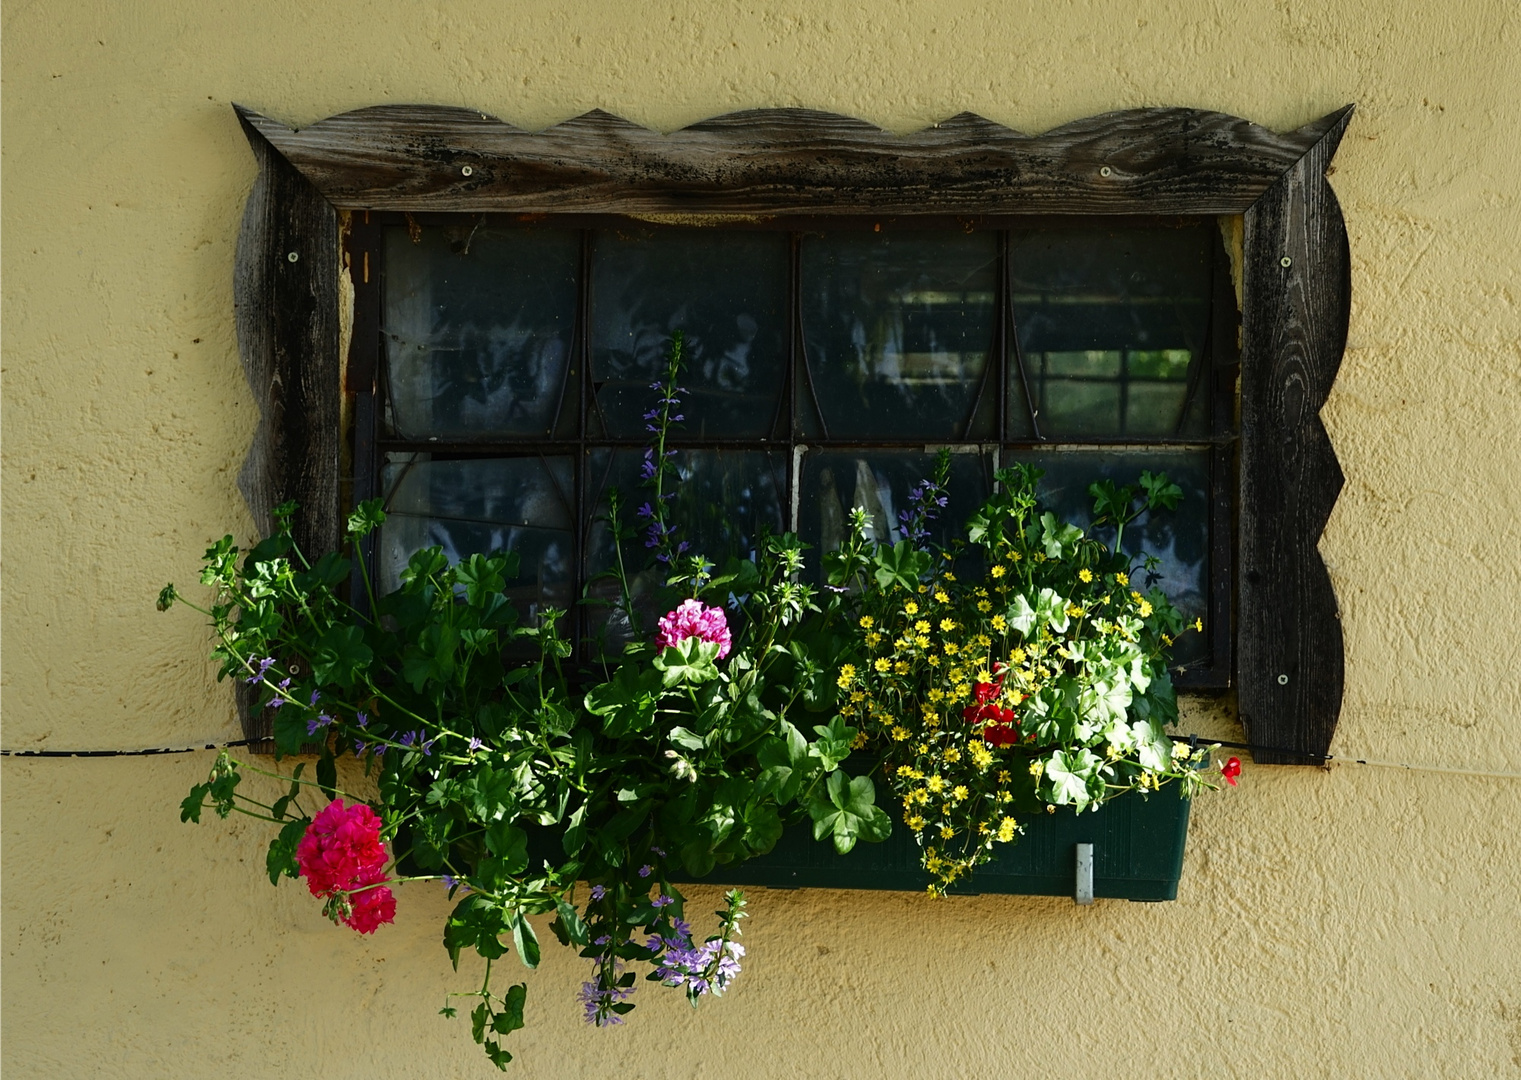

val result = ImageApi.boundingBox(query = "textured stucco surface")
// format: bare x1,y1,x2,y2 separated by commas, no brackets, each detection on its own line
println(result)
3,2,1519,1076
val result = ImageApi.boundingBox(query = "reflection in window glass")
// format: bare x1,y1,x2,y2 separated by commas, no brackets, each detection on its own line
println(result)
1004,448,1211,668
383,226,579,439
590,228,788,440
1009,226,1212,439
801,232,997,440
377,455,575,623
583,449,786,651
798,450,992,579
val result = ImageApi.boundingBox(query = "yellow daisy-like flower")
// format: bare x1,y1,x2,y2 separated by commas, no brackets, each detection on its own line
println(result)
939,825,956,839
1028,759,1045,778
865,632,883,647
934,590,950,604
917,584,929,594
1138,600,1153,617
849,690,866,703
969,744,994,769
859,615,874,629
947,667,965,682
923,711,941,729
893,660,910,675
951,785,969,802
977,599,992,613
891,726,911,741
974,634,991,649
1115,572,1129,586
1011,647,1026,664
916,635,931,648
904,601,919,616
1009,550,1023,562
926,774,947,793
990,564,1006,578
916,742,930,755
940,618,957,632
943,747,962,764
907,815,926,832
837,664,856,688
896,764,918,778
952,682,971,701
926,654,941,667
997,770,1012,784
975,669,993,684
998,790,1013,803
874,657,891,673
913,619,931,634
1131,590,1143,603
928,688,945,702
943,572,956,583
996,817,1018,843
1078,567,1093,583
1066,604,1085,618
979,821,992,835
944,641,960,655
991,614,1008,632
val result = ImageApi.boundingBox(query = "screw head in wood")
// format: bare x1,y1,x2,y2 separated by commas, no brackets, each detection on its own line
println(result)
1277,673,1289,685
1280,256,1292,268
1099,166,1112,177
286,251,299,263
461,165,474,177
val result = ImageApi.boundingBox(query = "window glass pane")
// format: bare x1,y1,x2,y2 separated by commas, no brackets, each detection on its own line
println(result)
1010,225,1212,440
1003,448,1211,668
383,225,579,440
798,450,993,578
801,232,997,441
590,228,788,440
377,455,575,624
583,449,786,651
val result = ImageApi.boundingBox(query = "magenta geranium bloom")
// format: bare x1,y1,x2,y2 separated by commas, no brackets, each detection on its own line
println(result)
655,599,732,660
296,798,396,933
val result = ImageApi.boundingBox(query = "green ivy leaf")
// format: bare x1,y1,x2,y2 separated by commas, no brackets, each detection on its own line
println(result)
509,911,541,969
484,823,529,875
652,637,721,687
807,770,891,854
265,818,306,885
872,540,931,592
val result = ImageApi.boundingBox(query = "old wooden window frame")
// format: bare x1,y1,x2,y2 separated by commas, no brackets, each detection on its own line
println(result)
232,103,1353,766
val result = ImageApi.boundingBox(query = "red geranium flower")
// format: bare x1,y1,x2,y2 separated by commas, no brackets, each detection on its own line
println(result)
296,798,396,933
1221,757,1242,786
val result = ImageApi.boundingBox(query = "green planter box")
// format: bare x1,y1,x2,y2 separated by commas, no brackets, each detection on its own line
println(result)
672,792,1192,902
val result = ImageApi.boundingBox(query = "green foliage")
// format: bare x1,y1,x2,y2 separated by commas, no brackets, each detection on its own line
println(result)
165,334,1231,1066
833,466,1224,893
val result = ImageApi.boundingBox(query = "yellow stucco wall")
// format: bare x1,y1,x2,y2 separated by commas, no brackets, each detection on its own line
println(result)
4,2,1520,1076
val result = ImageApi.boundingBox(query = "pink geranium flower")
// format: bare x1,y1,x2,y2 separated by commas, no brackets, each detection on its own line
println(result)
655,599,732,660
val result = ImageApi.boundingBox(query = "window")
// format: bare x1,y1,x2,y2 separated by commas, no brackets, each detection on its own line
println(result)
353,215,1237,686
233,102,1352,763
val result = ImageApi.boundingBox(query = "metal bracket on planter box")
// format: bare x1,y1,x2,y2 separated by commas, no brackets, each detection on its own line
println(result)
1074,843,1095,905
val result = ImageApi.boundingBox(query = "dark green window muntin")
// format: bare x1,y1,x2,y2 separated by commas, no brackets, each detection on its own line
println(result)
357,214,1239,688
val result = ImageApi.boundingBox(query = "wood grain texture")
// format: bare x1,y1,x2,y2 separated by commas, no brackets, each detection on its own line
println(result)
234,103,1351,217
1238,106,1353,765
233,112,343,742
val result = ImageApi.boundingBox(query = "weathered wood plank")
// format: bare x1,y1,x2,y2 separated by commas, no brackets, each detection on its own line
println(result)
1238,107,1353,765
233,112,343,742
234,103,1352,217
